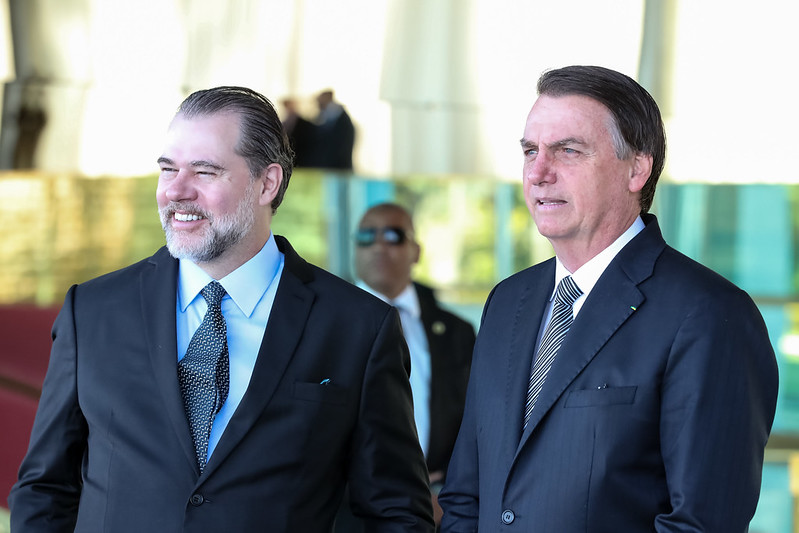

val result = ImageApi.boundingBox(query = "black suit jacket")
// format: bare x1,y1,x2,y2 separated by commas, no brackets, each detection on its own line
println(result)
309,110,355,170
286,115,317,168
10,236,434,532
414,283,475,476
440,214,778,532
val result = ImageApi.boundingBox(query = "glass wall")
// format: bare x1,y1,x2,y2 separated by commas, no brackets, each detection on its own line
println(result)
0,170,797,530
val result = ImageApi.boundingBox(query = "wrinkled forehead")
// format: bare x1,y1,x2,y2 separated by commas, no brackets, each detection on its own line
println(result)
161,112,243,164
524,94,615,141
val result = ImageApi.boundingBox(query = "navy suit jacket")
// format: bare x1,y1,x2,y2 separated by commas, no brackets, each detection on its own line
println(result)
10,236,434,532
439,215,778,532
414,282,475,477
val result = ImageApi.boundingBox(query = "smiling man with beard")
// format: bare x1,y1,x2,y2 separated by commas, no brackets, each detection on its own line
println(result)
10,86,434,533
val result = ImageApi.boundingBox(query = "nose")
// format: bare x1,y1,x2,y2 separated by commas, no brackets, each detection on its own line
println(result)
163,169,197,202
524,150,555,187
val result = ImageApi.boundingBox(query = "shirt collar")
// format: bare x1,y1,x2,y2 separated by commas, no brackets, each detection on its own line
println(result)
356,280,421,319
178,233,282,317
552,216,645,300
391,283,421,318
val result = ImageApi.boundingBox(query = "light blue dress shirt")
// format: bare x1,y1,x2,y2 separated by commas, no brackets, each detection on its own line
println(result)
176,234,284,462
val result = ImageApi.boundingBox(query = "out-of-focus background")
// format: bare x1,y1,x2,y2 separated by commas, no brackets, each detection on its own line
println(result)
1,1,798,530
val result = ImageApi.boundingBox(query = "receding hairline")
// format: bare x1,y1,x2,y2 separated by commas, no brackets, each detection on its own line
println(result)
359,203,415,230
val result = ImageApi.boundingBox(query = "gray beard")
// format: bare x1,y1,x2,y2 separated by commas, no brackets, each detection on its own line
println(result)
160,186,257,263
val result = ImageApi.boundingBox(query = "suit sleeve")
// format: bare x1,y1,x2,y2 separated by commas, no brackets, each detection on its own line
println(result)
438,288,498,532
346,307,435,532
9,286,88,532
436,364,480,532
655,289,778,531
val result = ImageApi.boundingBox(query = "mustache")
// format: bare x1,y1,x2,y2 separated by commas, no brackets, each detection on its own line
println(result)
160,202,212,220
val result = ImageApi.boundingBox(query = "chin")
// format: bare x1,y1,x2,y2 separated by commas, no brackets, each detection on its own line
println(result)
165,234,211,261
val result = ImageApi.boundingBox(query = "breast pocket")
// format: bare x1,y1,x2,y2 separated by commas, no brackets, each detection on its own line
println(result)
292,381,349,405
564,386,637,408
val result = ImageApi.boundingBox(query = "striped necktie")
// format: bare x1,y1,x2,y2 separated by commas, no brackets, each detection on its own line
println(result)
523,275,582,429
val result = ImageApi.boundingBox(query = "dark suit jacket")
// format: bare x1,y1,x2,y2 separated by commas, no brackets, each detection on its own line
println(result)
308,110,355,170
439,214,778,532
286,115,317,168
334,283,475,533
9,236,434,532
414,282,475,477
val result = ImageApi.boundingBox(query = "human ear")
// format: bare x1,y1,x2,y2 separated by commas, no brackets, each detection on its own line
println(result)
412,242,421,264
258,163,283,206
628,153,653,193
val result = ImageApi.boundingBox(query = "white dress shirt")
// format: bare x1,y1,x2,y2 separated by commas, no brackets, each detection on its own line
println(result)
537,216,646,348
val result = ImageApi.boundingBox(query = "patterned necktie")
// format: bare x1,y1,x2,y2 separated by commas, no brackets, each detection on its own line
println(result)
523,275,582,429
178,281,230,473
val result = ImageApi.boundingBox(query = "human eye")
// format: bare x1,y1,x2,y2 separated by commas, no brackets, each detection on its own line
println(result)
522,145,538,158
158,160,175,172
194,161,223,177
557,144,583,157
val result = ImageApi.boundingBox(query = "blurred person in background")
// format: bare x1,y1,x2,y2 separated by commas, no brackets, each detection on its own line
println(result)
439,65,778,532
280,97,316,168
10,86,433,532
335,202,475,531
310,89,355,171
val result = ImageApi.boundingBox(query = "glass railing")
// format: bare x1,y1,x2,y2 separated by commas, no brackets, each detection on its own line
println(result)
1,169,797,531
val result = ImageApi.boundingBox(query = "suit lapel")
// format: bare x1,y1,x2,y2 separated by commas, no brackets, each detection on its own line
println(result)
415,283,442,453
504,262,554,457
204,236,315,477
516,275,643,447
515,216,665,453
139,247,198,471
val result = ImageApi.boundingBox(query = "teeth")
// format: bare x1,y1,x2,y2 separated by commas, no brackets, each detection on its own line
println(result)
175,213,204,222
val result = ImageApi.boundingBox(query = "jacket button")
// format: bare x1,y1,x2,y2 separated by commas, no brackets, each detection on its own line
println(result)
501,509,515,524
190,494,204,506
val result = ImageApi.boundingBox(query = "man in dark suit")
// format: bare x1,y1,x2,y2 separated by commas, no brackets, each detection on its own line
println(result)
9,86,434,532
439,66,779,532
280,97,317,168
342,203,475,529
309,89,355,170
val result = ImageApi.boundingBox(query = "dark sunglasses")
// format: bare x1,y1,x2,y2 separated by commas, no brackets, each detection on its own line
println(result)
355,226,409,247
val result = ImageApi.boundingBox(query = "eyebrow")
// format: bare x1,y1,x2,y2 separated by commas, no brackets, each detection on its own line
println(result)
519,137,587,149
156,157,225,171
189,160,225,171
549,137,587,149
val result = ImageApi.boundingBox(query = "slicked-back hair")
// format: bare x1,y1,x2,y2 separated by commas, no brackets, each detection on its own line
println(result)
176,86,293,213
537,66,666,214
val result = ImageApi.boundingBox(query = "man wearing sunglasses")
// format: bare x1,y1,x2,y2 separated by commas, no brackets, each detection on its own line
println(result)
340,202,475,530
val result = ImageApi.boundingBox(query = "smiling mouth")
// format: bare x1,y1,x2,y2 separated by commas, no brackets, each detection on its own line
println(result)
174,213,205,222
538,200,566,206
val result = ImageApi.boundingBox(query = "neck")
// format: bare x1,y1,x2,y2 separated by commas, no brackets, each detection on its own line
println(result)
371,281,411,301
196,233,270,280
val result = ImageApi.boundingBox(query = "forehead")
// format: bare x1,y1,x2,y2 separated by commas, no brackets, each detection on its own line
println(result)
162,112,241,160
524,94,613,141
359,208,412,229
